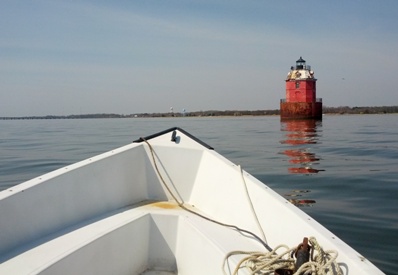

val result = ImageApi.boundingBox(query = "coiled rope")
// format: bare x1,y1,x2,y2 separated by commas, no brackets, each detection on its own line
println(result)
223,237,342,275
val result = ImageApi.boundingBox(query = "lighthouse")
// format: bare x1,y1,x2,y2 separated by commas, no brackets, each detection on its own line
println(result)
280,57,322,120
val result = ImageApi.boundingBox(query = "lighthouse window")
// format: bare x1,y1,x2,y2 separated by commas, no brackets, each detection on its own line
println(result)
295,82,300,88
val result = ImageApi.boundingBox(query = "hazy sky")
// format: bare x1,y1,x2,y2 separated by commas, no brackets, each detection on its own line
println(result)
1,0,397,116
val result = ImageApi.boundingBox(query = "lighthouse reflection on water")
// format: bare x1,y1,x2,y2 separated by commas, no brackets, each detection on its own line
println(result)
280,119,323,206
280,119,323,173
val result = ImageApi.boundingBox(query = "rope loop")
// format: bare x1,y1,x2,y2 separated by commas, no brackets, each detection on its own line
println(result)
141,137,272,251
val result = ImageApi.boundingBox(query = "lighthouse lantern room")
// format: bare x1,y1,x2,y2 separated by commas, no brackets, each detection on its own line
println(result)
280,57,322,120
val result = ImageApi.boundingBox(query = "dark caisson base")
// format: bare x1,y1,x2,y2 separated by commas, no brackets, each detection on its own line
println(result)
280,102,322,120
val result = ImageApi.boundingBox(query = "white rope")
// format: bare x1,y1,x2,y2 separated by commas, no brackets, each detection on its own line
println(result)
223,237,343,275
141,138,271,251
223,244,294,275
238,164,267,244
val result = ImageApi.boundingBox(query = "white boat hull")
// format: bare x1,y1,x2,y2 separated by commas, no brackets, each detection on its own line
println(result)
0,128,384,274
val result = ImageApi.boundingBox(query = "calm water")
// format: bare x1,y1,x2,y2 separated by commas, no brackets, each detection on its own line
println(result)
1,115,397,274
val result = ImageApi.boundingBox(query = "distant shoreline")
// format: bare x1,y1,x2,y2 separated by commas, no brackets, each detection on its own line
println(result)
1,106,397,120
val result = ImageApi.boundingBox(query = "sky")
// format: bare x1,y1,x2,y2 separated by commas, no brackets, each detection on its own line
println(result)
1,0,398,116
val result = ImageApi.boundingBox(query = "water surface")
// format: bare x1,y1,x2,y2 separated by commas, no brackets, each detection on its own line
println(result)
0,114,397,274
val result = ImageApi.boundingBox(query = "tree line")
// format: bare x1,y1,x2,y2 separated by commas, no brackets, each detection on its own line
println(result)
322,105,398,115
1,106,397,120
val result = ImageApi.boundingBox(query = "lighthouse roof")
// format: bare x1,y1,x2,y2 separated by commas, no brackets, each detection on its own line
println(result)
286,57,315,81
295,56,307,70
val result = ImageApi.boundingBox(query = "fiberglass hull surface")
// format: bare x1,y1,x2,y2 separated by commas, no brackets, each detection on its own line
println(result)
0,128,384,274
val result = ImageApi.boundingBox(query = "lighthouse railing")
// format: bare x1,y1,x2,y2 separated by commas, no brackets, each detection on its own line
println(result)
280,98,322,103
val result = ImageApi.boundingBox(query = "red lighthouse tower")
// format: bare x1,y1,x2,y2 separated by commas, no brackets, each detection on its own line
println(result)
280,57,322,120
